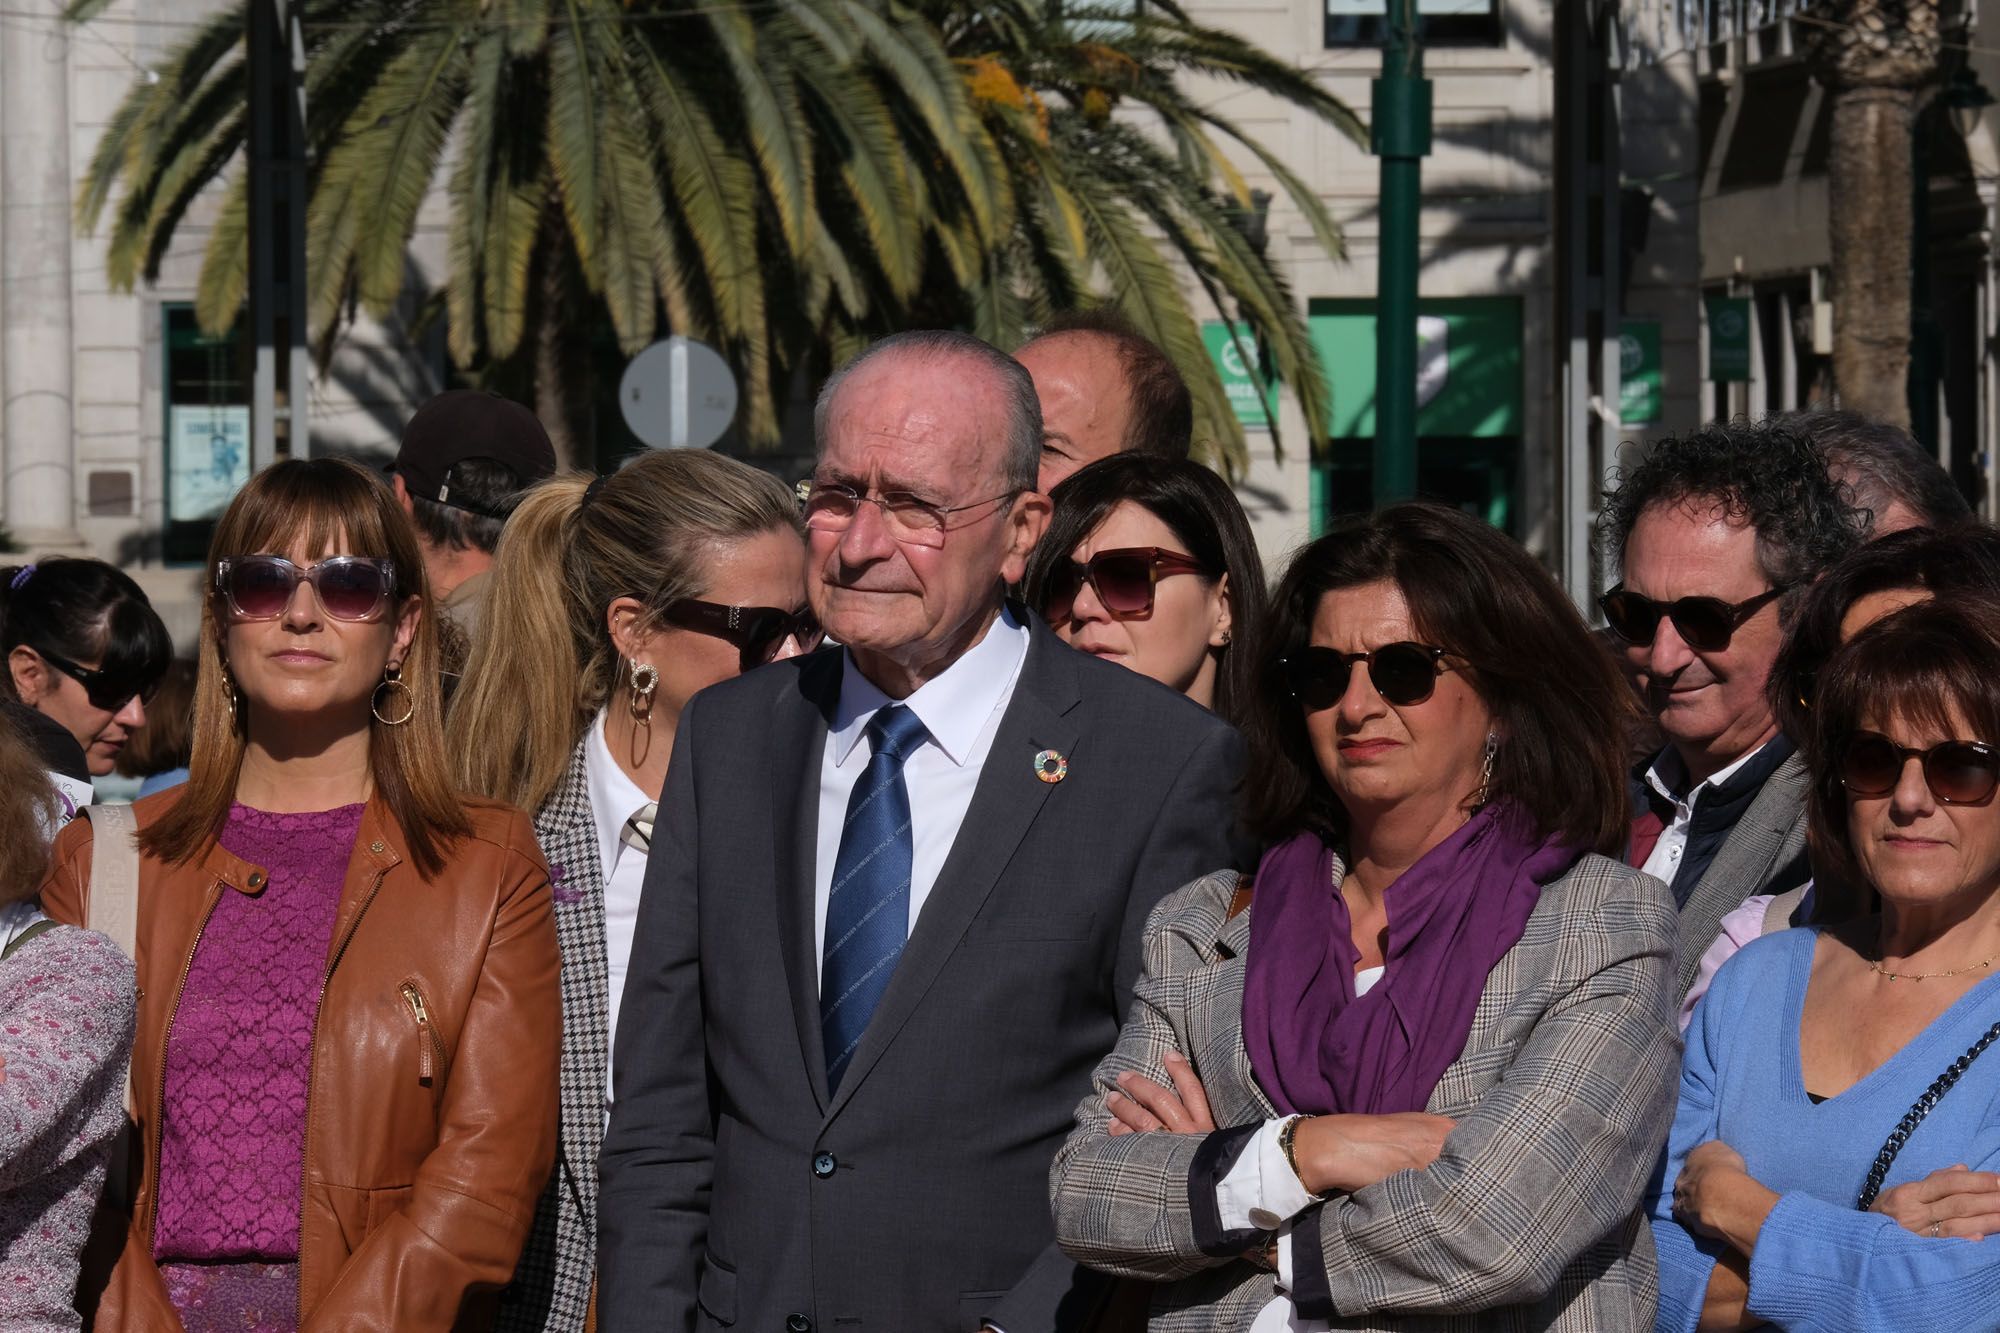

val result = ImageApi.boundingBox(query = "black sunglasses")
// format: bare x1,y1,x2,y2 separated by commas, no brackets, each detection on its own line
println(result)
661,599,824,673
1598,584,1788,653
27,642,160,713
1281,642,1455,710
1841,732,2000,806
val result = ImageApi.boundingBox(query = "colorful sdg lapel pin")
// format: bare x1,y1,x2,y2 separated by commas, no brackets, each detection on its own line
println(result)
1033,749,1068,784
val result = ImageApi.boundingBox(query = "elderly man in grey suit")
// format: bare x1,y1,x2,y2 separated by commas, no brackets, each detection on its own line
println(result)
1597,418,1865,991
597,330,1244,1332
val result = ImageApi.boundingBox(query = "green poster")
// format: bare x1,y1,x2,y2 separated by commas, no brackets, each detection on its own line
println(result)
1707,296,1751,383
1202,321,1275,428
1619,321,1661,424
1306,297,1522,439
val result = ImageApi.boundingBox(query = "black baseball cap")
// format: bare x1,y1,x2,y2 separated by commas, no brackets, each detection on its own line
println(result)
390,390,558,519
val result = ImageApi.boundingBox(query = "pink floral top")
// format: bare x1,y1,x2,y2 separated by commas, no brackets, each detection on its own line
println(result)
0,917,136,1331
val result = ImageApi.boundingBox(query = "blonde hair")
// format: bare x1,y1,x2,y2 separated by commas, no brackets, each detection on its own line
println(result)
452,450,801,813
143,458,469,876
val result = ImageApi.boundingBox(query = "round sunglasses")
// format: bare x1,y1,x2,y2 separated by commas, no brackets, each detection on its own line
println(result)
1281,641,1455,710
216,556,398,623
660,598,823,673
1598,584,1788,653
1041,547,1211,625
1841,732,2000,806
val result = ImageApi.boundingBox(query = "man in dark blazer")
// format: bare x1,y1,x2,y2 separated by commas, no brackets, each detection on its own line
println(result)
598,330,1243,1332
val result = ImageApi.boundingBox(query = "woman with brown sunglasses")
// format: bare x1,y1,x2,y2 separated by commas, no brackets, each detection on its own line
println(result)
1052,503,1678,1331
1022,455,1265,726
449,448,813,1332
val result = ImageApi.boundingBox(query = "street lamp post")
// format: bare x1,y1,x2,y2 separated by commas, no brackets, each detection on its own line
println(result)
1372,0,1431,507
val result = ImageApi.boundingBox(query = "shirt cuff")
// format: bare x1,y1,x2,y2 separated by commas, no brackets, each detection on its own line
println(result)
1215,1117,1321,1233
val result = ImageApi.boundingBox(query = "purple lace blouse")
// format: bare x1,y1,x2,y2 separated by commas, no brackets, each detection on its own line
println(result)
153,802,365,1331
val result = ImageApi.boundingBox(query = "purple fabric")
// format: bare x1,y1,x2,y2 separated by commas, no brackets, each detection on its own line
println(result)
1241,800,1585,1116
158,1260,300,1333
153,802,365,1286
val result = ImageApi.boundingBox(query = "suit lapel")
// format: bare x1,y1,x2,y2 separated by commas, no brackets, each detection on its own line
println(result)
773,652,841,1112
824,624,1081,1122
535,742,611,1213
1676,751,1811,989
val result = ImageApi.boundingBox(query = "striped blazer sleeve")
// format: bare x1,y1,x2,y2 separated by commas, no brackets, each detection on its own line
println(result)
1307,863,1681,1317
1050,873,1256,1283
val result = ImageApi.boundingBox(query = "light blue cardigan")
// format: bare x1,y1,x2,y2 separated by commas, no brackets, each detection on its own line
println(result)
1651,927,2000,1331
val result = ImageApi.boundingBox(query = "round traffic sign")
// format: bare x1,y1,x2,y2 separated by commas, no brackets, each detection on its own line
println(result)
619,336,738,449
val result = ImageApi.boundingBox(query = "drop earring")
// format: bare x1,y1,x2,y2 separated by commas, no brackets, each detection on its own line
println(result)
629,661,659,768
372,664,415,726
1474,732,1499,806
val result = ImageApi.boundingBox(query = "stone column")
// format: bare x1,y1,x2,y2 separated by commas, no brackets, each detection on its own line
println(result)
2,10,83,551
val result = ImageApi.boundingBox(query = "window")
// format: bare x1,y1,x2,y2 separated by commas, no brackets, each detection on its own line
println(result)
1326,0,1503,49
162,303,250,564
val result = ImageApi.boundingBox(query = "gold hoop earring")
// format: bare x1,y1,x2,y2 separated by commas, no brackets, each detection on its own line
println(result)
629,661,659,768
219,660,240,727
372,666,416,727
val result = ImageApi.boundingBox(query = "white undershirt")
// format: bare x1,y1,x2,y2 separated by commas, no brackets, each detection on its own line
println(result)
1637,741,1769,886
583,708,654,1111
812,609,1029,980
1218,964,1385,1333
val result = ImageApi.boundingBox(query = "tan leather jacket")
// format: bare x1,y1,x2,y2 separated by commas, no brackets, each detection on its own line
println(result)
41,789,561,1331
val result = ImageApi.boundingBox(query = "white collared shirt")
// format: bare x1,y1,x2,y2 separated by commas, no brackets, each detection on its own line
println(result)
812,608,1031,983
584,708,656,1108
1637,739,1771,886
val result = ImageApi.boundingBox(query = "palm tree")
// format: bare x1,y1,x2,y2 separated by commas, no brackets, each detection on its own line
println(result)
1806,0,1941,429
70,0,1359,470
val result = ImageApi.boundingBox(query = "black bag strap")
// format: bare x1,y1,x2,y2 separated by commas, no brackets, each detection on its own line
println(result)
0,917,60,963
1856,1017,2000,1209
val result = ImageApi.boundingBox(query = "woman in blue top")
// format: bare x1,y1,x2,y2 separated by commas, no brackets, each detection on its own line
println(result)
1654,596,2000,1331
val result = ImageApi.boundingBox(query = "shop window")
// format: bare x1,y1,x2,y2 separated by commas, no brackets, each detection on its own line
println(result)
162,304,250,564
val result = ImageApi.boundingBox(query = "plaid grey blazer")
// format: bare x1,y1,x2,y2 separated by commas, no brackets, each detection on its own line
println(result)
499,740,608,1332
1051,852,1681,1332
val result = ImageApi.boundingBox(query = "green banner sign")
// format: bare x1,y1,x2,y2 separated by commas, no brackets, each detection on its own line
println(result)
1202,321,1275,428
1619,321,1661,424
1307,297,1522,439
1707,296,1751,383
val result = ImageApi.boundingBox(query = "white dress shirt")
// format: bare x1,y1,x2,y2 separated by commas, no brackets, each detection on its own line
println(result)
584,708,655,1109
1217,965,1385,1333
812,608,1030,981
1637,741,1769,886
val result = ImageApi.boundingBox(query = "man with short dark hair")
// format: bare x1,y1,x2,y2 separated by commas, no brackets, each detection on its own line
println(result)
1016,309,1193,491
1780,408,1973,535
1599,418,1866,990
598,330,1242,1331
387,390,558,655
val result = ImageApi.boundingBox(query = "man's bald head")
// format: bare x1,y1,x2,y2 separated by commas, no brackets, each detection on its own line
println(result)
1016,310,1192,492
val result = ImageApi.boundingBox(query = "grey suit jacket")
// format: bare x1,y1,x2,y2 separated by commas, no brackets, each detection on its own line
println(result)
1051,853,1681,1332
1672,752,1811,993
500,740,608,1332
597,620,1244,1332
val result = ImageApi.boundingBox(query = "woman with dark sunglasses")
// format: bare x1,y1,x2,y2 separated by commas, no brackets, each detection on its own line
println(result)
449,447,812,1332
1022,454,1265,726
2,557,172,777
1653,597,2000,1331
1052,503,1678,1330
38,457,561,1330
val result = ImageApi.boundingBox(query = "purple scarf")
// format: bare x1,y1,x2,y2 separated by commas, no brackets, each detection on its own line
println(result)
1241,800,1585,1116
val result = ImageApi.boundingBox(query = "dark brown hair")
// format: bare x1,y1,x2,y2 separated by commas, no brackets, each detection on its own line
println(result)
115,658,198,780
0,714,58,904
1021,454,1266,727
1031,308,1192,462
1244,503,1635,855
1802,597,2000,900
143,458,469,875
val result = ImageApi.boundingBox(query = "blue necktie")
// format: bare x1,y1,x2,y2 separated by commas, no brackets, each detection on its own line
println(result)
821,705,929,1091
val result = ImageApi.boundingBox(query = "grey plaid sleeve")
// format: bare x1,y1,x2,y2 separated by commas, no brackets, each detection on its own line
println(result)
1307,876,1681,1318
1050,875,1256,1283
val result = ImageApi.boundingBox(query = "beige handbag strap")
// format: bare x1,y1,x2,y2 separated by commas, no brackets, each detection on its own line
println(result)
1761,884,1809,937
84,804,140,964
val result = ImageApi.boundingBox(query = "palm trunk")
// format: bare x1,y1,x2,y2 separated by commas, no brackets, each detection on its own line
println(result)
530,201,593,470
1827,84,1916,428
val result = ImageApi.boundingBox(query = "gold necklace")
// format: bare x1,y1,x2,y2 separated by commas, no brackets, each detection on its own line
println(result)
1869,953,2000,982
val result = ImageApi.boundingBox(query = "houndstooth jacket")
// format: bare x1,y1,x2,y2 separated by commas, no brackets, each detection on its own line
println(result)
1050,853,1682,1332
498,740,608,1333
